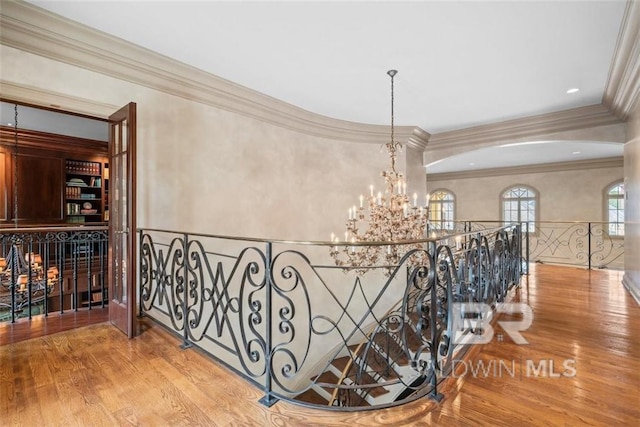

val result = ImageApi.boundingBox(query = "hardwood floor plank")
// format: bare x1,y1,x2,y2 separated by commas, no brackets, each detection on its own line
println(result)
1,264,639,425
0,307,109,345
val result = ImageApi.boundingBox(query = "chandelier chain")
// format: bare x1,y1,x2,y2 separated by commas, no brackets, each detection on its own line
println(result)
390,70,394,152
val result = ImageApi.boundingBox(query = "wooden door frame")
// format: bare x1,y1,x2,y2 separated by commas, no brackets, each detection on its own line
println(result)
108,102,137,338
1,96,137,336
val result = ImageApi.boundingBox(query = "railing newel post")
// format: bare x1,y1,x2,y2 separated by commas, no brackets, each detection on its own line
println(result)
59,238,65,315
10,241,16,323
428,240,444,402
180,233,192,350
100,233,106,309
517,224,522,277
259,241,278,407
87,233,92,311
525,222,530,275
587,222,593,270
72,240,78,312
138,230,143,318
44,235,49,317
27,238,33,319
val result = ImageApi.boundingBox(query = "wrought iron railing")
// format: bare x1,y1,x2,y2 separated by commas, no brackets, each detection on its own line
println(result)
139,225,522,410
451,220,624,270
0,226,108,323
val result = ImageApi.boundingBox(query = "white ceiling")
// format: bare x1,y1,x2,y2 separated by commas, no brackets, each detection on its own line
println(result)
22,0,629,171
426,140,624,174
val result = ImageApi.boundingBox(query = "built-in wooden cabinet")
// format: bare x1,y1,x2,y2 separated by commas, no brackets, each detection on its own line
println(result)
0,126,108,226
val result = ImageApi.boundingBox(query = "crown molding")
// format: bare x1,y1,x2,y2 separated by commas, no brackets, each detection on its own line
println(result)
0,1,628,153
603,0,640,119
0,81,118,118
0,1,429,147
427,104,622,151
427,156,624,181
406,127,430,150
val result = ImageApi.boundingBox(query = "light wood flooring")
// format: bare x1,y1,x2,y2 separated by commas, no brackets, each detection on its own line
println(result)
1,264,639,426
0,307,108,346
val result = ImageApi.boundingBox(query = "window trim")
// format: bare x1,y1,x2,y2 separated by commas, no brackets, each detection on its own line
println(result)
428,188,456,231
500,184,539,234
604,180,625,238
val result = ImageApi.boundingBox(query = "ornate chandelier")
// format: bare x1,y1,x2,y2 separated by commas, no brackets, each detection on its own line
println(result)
330,70,429,275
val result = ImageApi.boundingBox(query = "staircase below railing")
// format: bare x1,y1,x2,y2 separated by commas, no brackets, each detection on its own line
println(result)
138,225,522,410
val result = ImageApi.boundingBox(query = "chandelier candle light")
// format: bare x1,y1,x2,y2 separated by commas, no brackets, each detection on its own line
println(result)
330,70,430,274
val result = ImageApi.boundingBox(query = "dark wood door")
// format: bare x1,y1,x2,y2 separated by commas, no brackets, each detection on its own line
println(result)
108,103,136,338
13,153,64,222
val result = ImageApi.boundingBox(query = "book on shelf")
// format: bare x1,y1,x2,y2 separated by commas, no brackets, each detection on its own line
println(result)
66,160,101,175
66,203,81,215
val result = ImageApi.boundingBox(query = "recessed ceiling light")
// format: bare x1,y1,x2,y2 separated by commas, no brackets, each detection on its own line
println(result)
572,151,581,155
469,162,476,166
566,88,580,94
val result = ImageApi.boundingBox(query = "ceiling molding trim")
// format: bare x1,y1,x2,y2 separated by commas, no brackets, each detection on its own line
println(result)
426,104,622,151
603,0,640,119
0,1,427,147
406,127,430,150
0,80,118,118
427,156,624,181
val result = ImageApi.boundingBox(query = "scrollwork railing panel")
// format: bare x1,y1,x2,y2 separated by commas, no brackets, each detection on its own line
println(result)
453,220,623,271
138,225,522,411
528,222,623,269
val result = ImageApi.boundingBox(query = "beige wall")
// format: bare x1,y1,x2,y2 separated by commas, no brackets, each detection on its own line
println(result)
404,146,427,200
624,103,640,303
0,44,418,380
0,45,404,242
427,166,623,223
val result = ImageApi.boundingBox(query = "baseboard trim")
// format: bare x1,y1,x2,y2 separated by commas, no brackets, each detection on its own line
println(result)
622,273,640,305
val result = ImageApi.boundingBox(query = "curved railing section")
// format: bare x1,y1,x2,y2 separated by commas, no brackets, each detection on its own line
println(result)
450,220,623,270
139,225,522,410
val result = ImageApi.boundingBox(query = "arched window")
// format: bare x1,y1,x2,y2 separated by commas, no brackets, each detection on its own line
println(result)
606,182,624,236
428,190,455,230
501,186,537,233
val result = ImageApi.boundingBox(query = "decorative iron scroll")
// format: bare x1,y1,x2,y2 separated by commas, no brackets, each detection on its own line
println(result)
139,225,522,411
528,222,623,269
0,227,108,323
451,220,623,270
